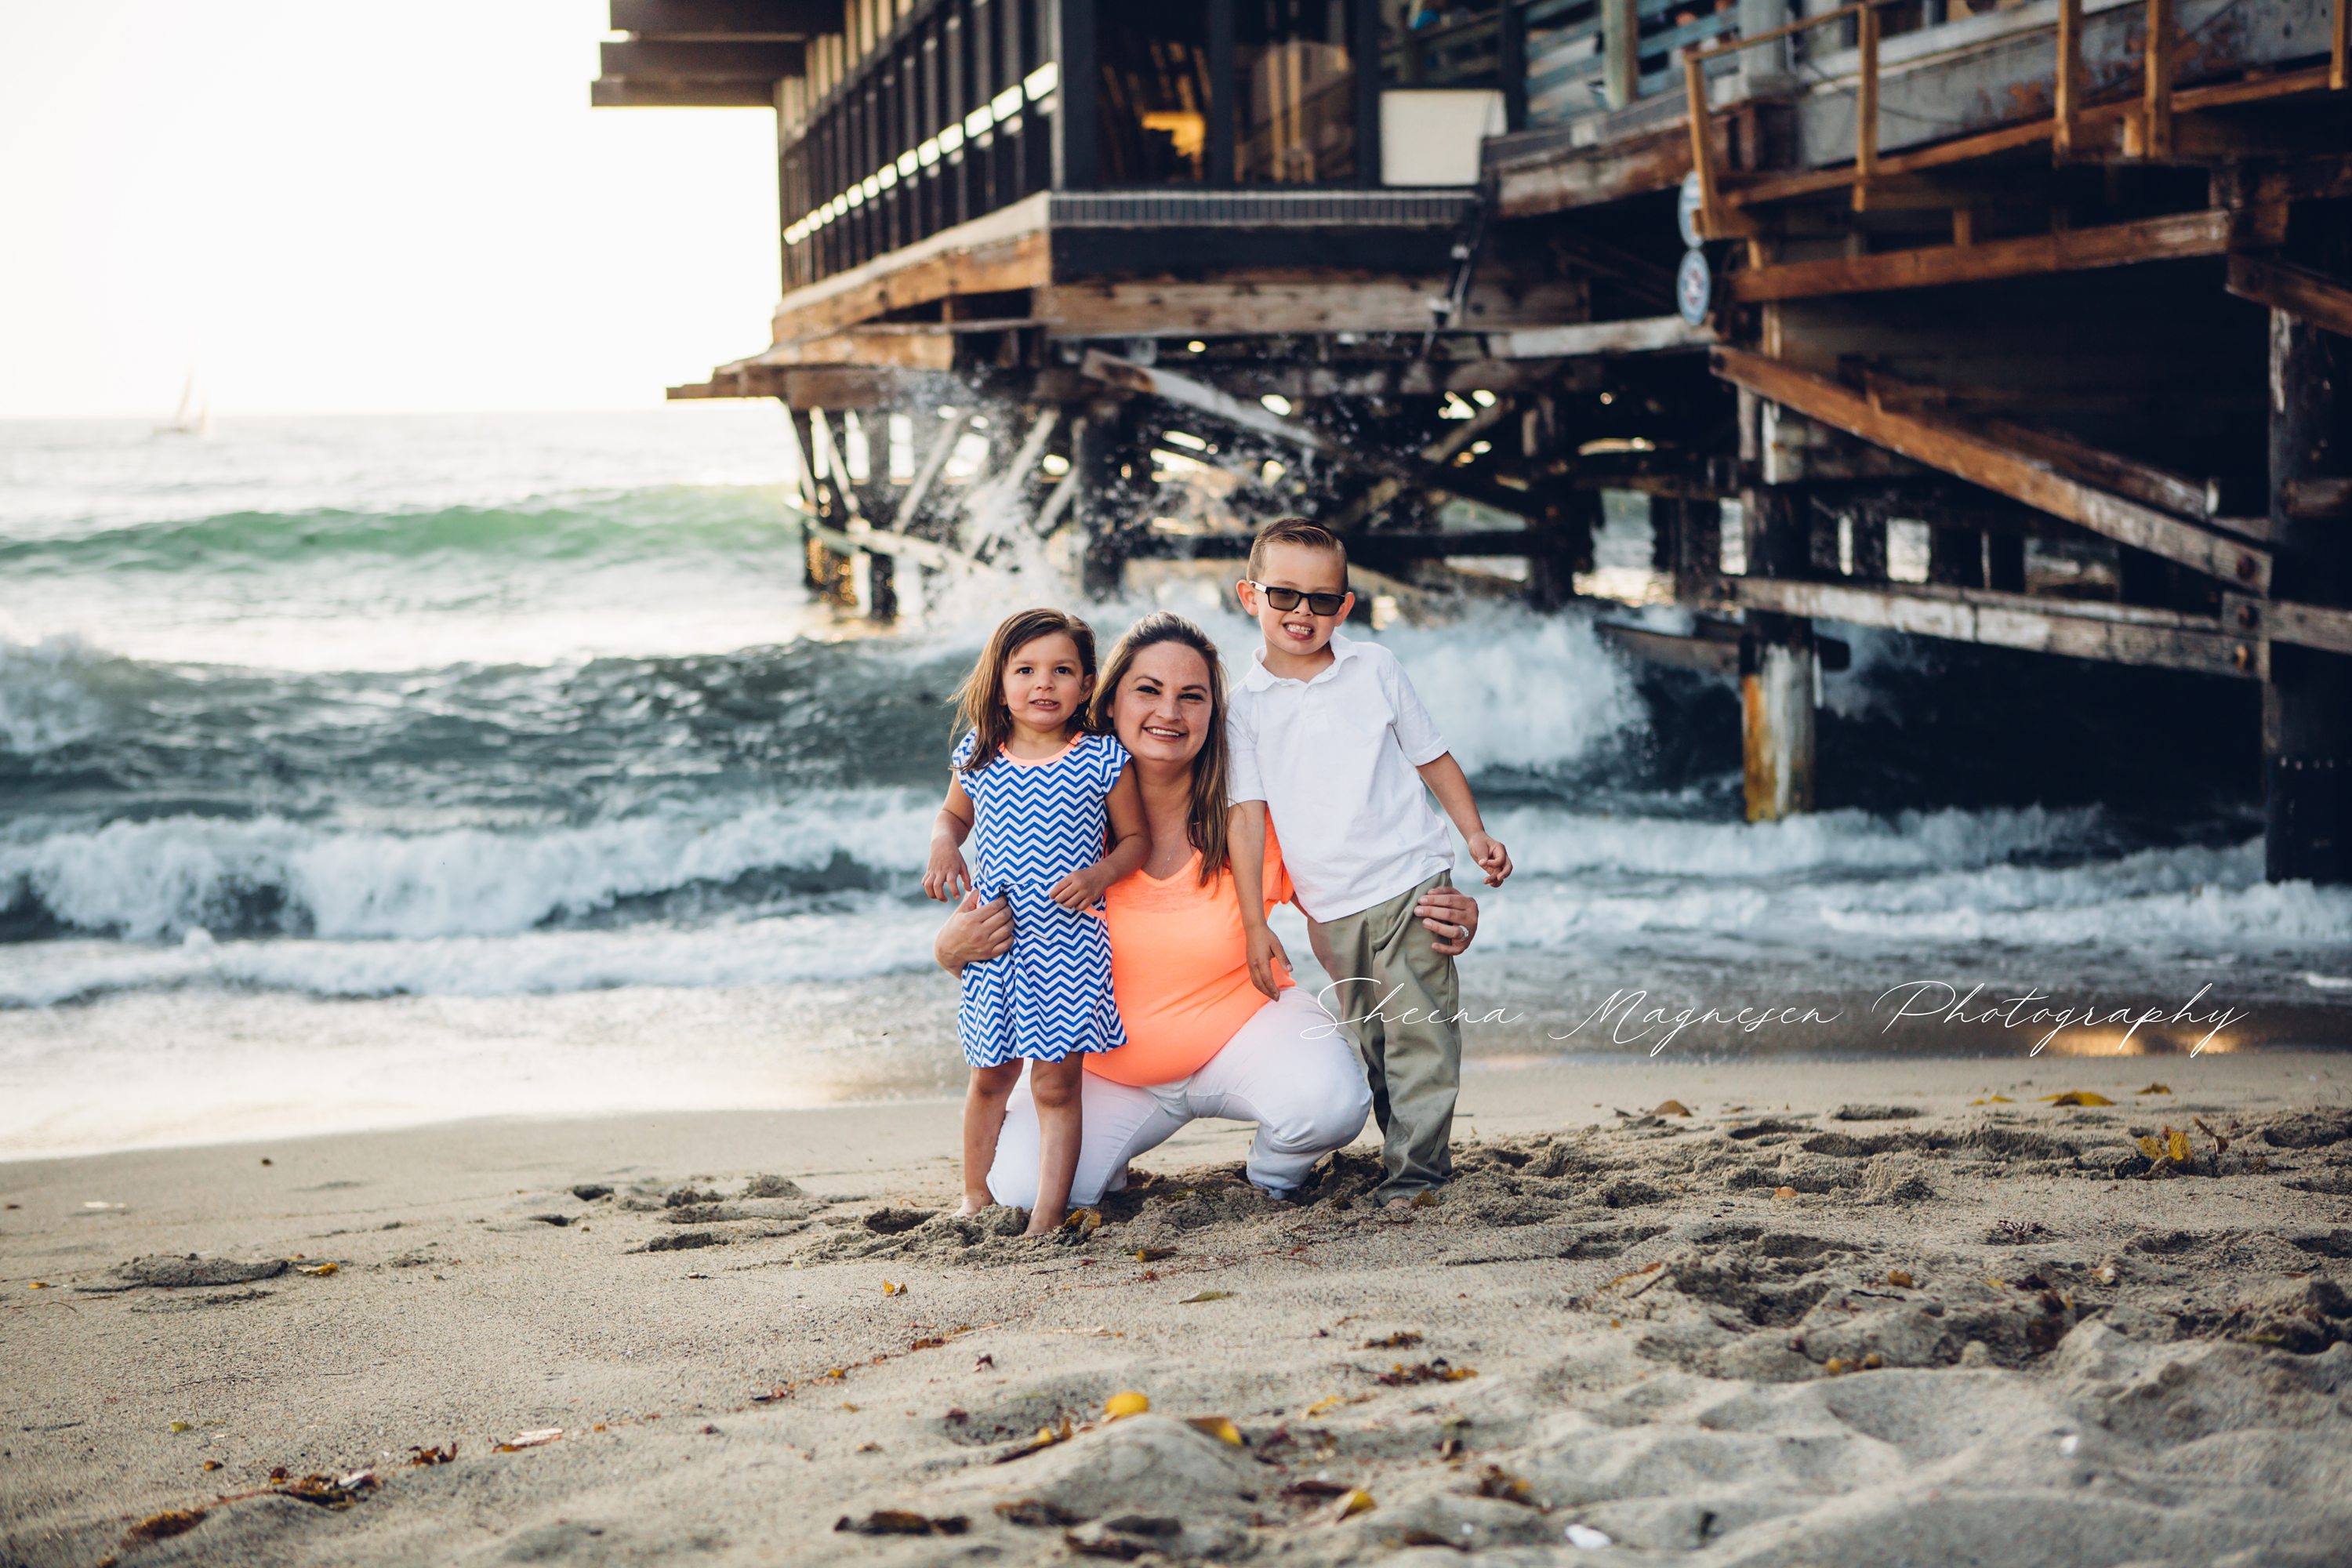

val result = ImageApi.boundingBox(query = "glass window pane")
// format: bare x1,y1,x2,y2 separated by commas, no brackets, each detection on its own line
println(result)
1235,0,1356,184
1097,9,1211,183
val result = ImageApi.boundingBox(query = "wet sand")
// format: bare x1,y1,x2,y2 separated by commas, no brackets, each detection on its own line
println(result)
3,1052,2350,1566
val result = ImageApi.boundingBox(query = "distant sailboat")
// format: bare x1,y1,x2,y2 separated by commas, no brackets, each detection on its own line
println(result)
156,370,212,437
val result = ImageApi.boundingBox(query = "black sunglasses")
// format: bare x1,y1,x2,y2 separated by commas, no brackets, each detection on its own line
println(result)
1247,582,1348,616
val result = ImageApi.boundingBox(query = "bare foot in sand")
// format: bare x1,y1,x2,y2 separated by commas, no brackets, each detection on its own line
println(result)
958,1193,991,1218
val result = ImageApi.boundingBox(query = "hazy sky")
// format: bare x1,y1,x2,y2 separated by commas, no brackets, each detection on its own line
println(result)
0,2,781,417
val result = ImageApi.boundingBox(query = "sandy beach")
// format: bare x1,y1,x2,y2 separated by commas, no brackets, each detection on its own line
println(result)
5,1051,2349,1566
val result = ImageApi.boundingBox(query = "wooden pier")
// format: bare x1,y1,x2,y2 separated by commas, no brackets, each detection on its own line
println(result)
593,0,2352,880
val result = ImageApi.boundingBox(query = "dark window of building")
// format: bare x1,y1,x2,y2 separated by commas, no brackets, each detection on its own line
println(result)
1381,0,1502,88
1097,9,1211,183
1235,0,1357,183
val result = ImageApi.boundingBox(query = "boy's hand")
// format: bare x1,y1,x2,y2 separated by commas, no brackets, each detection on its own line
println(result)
1047,866,1109,911
924,841,971,902
1467,832,1512,887
1244,920,1290,1000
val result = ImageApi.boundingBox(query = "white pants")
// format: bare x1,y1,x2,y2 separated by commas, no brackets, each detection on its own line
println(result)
986,987,1373,1209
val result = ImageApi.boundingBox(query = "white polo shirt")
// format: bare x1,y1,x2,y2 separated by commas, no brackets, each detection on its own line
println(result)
1226,630,1456,922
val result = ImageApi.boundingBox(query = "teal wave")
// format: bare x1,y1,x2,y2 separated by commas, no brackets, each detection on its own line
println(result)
0,486,799,572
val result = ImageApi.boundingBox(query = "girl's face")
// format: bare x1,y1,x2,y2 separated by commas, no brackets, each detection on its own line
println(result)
1111,641,1213,768
1001,632,1091,737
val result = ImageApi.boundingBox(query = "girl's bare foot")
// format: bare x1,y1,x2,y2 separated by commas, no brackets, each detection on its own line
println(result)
1022,1207,1064,1236
958,1193,992,1217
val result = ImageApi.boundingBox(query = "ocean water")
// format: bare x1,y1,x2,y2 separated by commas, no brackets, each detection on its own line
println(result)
2,411,2347,1157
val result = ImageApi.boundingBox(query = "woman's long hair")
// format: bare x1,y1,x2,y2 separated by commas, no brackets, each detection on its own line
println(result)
1089,612,1230,884
952,608,1099,771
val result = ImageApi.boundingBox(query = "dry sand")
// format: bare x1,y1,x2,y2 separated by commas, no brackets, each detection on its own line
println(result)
4,1052,2350,1567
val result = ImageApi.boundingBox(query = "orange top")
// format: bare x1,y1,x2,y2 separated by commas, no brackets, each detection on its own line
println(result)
1087,829,1295,1087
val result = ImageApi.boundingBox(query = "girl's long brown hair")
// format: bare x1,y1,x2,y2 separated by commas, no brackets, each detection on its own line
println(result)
953,608,1099,771
1088,612,1231,884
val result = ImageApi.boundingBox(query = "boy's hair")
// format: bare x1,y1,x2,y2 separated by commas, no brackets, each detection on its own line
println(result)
1090,612,1232,884
953,608,1098,771
1247,517,1347,582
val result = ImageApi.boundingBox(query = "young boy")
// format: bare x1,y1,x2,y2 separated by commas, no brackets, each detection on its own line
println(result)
1225,517,1511,1207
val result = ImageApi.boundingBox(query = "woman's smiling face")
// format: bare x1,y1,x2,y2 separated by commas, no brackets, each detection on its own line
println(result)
1111,641,1214,768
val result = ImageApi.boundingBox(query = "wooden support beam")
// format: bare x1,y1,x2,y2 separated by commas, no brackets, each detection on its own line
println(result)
1726,575,2258,677
2336,0,2349,92
1079,350,1330,452
1325,399,1519,532
2263,301,2352,881
2054,0,2083,159
1039,272,1588,339
1490,317,1716,358
750,332,957,370
2227,593,2352,657
1604,0,1639,110
610,0,842,34
1599,622,1743,677
1741,619,1817,820
1491,127,1692,219
2228,255,2352,340
592,78,778,106
600,40,805,78
1852,3,1880,202
1729,209,2241,302
1684,52,1722,241
892,412,965,536
1714,347,2273,590
1970,416,2219,521
2143,0,2176,160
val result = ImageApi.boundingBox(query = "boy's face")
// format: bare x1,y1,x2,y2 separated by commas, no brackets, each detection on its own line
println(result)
1239,542,1353,661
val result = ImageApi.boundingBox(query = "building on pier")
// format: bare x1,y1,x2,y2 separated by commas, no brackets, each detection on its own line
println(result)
590,0,2350,880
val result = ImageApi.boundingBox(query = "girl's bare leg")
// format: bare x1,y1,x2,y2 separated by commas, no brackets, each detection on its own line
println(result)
961,1062,1023,1214
1024,1058,1087,1234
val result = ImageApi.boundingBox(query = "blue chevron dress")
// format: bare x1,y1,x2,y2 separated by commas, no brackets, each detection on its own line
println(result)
953,729,1131,1068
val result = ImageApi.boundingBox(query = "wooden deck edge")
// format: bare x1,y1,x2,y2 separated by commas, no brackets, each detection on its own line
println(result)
769,191,1054,343
1721,575,2259,677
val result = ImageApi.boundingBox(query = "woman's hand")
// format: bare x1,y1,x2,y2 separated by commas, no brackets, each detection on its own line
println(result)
1244,919,1290,1000
935,891,1014,973
1416,885,1479,956
924,837,971,902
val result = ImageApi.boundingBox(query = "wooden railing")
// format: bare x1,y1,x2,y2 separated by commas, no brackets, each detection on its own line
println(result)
1682,0,2351,238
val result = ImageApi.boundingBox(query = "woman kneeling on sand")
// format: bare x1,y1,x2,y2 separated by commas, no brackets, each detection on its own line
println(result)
935,612,1480,1209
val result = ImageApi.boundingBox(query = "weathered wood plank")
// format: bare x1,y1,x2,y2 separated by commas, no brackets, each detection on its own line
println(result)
751,332,957,370
770,193,1052,342
1080,351,1331,452
1972,416,2217,520
1730,209,2239,301
1726,575,2256,677
1598,623,1743,677
611,0,842,34
600,40,805,78
1490,127,1691,219
592,78,775,106
1713,347,2273,590
1490,316,1715,358
1038,273,1587,338
2227,255,2352,340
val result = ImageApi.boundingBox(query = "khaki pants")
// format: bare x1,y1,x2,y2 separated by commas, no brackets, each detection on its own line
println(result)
1311,870,1459,1201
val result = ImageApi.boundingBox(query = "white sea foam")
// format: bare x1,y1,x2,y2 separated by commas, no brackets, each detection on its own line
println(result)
0,637,111,754
0,792,936,942
1481,833,2352,954
1486,801,2112,879
0,894,949,1007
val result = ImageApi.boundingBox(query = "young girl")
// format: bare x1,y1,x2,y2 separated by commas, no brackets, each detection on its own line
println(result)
923,608,1146,1233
